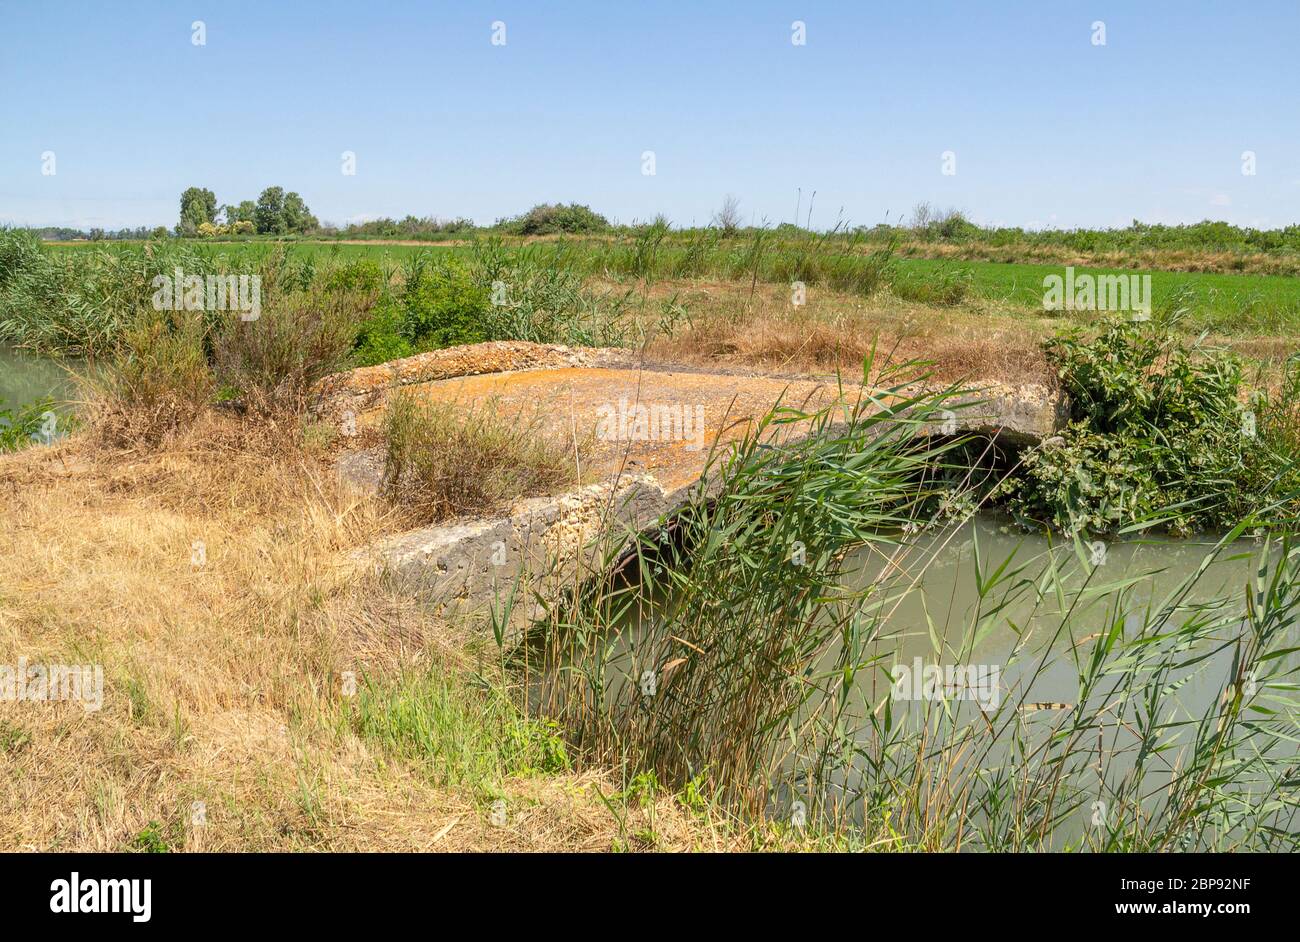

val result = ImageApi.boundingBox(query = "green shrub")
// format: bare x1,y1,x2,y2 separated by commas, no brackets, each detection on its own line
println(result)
399,256,490,348
350,297,414,367
505,203,609,236
999,318,1297,535
322,258,385,295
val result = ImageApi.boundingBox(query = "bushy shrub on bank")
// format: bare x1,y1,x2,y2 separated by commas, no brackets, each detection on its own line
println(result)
999,317,1299,535
349,255,488,366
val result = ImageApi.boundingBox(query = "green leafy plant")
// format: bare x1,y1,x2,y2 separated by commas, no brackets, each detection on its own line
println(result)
999,317,1297,535
397,255,490,348
0,395,56,452
128,820,173,852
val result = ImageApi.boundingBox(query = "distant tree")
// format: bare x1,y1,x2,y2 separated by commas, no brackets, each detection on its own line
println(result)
150,226,169,240
712,194,742,236
179,187,218,233
254,186,286,234
910,200,934,231
282,191,318,233
225,200,257,226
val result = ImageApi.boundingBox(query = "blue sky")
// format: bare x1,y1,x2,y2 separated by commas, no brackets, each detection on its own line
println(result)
2,0,1298,231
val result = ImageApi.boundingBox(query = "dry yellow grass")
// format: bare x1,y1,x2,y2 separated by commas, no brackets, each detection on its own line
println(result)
616,277,1052,384
612,276,1292,389
894,239,1300,277
0,416,737,851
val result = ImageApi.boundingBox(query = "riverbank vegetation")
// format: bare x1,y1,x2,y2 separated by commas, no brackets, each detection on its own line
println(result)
27,199,1300,275
518,357,1300,850
1000,318,1300,535
0,396,52,452
13,224,1300,371
1,214,1297,851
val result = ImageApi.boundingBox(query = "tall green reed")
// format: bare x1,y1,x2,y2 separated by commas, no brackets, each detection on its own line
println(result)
502,358,1299,850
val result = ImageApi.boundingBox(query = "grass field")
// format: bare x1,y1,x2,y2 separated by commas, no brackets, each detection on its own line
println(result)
48,237,1300,335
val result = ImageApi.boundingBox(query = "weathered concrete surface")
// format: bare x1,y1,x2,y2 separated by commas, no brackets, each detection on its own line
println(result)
950,383,1068,446
316,340,633,427
326,341,1066,615
361,473,684,620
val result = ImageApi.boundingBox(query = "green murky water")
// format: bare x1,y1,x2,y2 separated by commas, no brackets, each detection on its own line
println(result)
820,518,1296,844
0,346,75,410
597,515,1296,845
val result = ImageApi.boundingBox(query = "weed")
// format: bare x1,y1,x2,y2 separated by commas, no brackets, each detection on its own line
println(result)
211,288,358,416
381,393,582,524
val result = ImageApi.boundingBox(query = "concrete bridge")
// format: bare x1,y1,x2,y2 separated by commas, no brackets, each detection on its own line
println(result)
318,341,1066,619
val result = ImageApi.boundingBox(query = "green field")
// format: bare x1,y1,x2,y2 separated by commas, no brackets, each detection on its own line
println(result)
898,256,1300,332
50,237,1300,335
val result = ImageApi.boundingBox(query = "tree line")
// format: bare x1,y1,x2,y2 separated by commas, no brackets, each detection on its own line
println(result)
179,186,318,237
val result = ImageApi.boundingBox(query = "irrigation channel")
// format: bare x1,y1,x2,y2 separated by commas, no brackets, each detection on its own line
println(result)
542,514,1298,849
829,517,1295,847
0,346,75,412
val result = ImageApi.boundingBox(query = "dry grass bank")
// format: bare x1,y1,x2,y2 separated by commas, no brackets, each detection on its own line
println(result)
0,417,740,851
895,239,1300,277
612,277,1052,384
611,276,1297,388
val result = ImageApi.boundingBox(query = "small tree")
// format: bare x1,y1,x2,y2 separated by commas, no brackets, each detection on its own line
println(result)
254,186,286,235
179,186,217,233
910,200,934,231
712,195,742,236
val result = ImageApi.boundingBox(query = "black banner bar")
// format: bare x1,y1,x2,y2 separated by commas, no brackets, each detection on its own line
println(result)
0,852,1286,928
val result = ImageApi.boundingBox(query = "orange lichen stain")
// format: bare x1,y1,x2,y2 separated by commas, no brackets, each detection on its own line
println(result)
355,365,861,491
